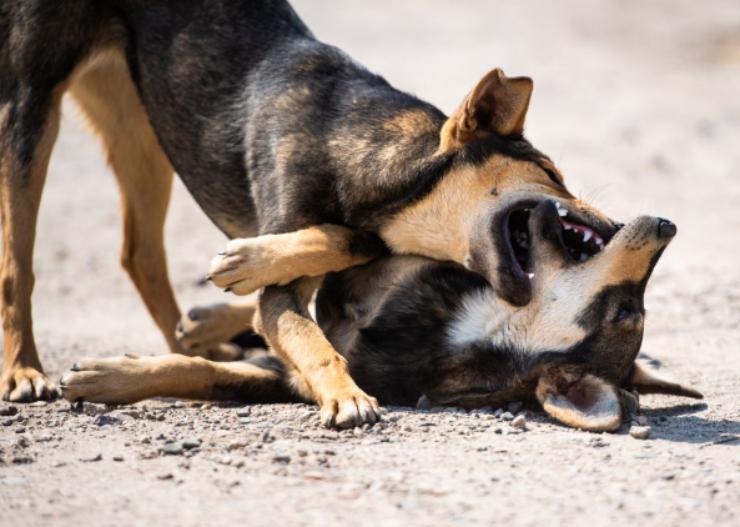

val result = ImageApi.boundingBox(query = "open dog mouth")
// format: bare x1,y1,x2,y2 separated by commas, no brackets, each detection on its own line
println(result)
507,201,608,275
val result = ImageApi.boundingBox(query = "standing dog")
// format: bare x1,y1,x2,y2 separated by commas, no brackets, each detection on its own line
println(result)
1,1,618,427
60,204,702,432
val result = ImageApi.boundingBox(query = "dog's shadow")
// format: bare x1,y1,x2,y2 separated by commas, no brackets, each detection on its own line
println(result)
640,402,740,446
388,402,740,446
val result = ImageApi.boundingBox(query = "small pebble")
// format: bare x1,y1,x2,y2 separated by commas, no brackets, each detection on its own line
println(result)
629,425,651,440
113,455,124,462
510,415,527,430
273,455,291,464
182,437,201,450
80,453,103,463
500,411,514,421
236,408,251,418
162,442,184,455
0,406,18,416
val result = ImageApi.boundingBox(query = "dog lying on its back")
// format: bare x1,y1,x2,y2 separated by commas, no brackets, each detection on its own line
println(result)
60,202,702,431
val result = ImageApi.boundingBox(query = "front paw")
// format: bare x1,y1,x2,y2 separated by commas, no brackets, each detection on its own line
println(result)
209,238,272,295
319,387,381,429
1,365,60,402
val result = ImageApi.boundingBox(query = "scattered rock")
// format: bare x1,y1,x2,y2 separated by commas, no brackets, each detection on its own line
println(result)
12,456,34,464
79,453,103,463
273,455,291,464
182,437,201,450
162,442,184,456
629,426,651,440
157,472,174,480
500,412,514,421
93,415,121,426
15,436,29,448
510,415,527,430
29,401,48,407
15,427,26,434
236,408,251,418
112,455,124,462
0,405,18,416
587,437,608,448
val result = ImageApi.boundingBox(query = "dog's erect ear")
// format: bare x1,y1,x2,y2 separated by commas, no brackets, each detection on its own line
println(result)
628,360,703,399
536,369,622,432
441,68,533,150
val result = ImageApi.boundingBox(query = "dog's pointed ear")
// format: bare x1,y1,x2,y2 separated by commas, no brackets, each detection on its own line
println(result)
536,369,622,432
628,360,703,399
440,68,533,151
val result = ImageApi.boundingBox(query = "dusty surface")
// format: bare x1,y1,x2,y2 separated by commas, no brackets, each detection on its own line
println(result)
1,0,739,525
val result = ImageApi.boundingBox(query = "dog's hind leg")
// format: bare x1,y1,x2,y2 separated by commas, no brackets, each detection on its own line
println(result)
0,89,64,401
258,276,380,428
68,53,190,357
59,352,298,405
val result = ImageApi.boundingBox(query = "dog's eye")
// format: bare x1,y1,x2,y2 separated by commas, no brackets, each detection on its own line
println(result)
615,305,637,322
544,169,563,187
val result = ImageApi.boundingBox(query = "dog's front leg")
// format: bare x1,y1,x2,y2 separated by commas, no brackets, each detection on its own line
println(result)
208,225,385,295
258,276,380,428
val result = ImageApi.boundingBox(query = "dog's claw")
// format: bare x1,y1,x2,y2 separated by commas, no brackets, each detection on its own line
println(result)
1,366,59,403
319,389,380,429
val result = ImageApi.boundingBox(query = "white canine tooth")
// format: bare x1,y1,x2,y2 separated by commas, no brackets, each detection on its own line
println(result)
528,273,535,279
558,208,568,217
583,230,592,242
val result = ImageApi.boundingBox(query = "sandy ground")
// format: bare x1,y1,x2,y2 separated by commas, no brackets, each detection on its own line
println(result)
2,1,740,525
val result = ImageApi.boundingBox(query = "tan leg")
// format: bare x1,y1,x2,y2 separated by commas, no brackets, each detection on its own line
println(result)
208,225,385,295
176,297,258,357
258,276,380,428
59,352,294,404
0,90,63,402
69,53,184,354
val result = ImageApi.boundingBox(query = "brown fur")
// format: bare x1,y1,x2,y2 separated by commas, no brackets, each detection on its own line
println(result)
0,83,64,401
257,276,379,428
208,224,381,295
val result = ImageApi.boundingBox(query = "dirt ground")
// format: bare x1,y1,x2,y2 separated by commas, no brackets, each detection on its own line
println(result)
2,1,740,525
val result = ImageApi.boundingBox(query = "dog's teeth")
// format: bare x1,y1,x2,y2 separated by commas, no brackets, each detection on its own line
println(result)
583,230,592,242
528,273,535,279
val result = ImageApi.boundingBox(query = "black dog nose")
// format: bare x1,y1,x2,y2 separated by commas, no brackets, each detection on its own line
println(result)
657,218,677,239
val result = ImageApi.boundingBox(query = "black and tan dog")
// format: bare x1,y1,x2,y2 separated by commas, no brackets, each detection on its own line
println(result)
1,1,619,427
59,204,702,431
